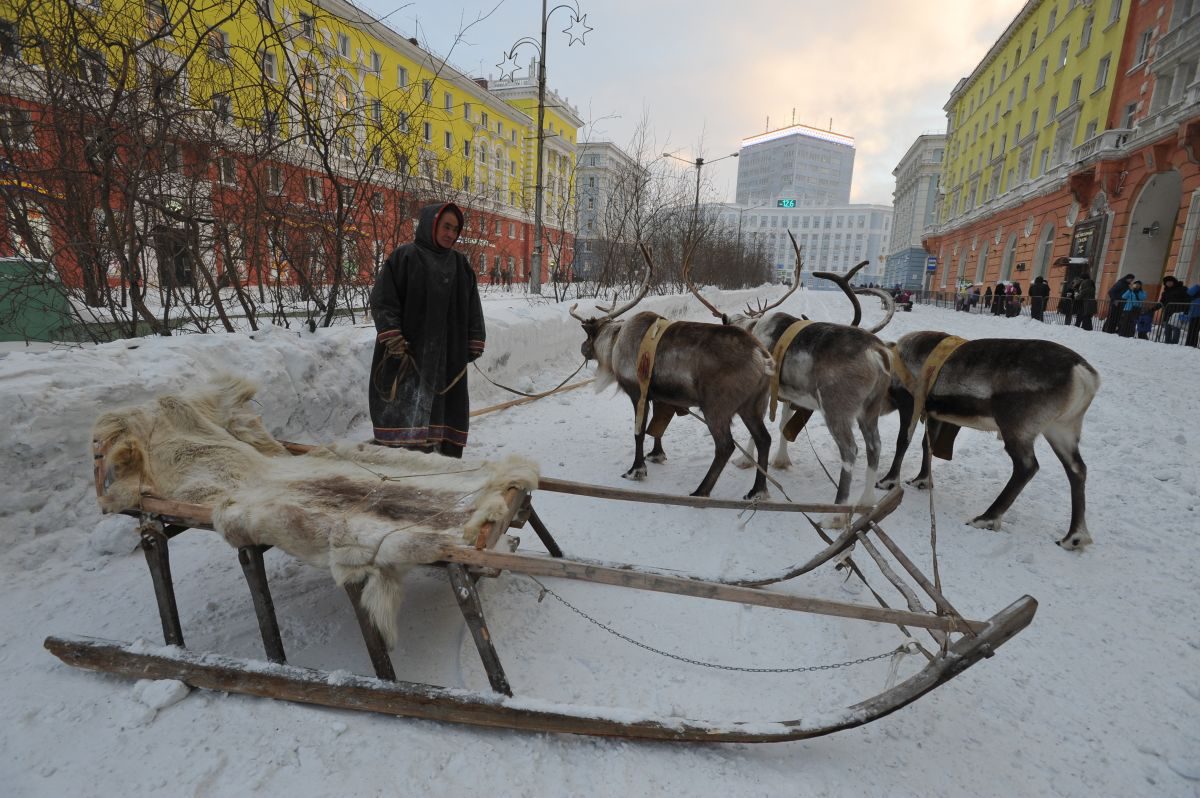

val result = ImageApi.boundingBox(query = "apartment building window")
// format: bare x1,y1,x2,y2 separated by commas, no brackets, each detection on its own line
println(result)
2,21,23,61
1135,30,1152,65
1084,120,1098,141
461,175,469,191
1070,76,1081,104
463,139,471,157
370,50,381,74
1021,75,1030,101
1031,108,1039,130
422,121,431,142
510,160,516,176
1014,122,1022,142
78,47,106,85
1121,102,1137,128
398,111,408,132
397,66,408,87
218,155,236,185
264,166,282,195
256,0,272,20
1107,0,1121,26
1094,55,1111,91
509,222,515,238
370,144,382,167
305,175,322,202
208,29,230,60
510,129,517,143
443,91,453,111
163,141,181,172
146,0,169,34
261,51,276,81
371,99,382,124
261,109,278,139
1015,46,1022,64
444,130,452,150
1038,57,1048,85
463,102,471,120
479,144,486,164
1058,37,1069,69
1030,27,1038,50
0,107,34,149
1007,89,1014,112
371,192,384,213
1048,94,1058,118
337,33,350,58
149,64,178,103
495,221,502,235
441,168,451,185
1080,14,1094,50
1039,147,1050,175
422,80,432,103
497,121,503,137
1000,133,1007,152
1048,7,1058,31
480,111,489,129
299,12,314,39
994,102,1001,124
212,92,231,124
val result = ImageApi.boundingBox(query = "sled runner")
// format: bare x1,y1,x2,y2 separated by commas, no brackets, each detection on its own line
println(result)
48,391,1037,744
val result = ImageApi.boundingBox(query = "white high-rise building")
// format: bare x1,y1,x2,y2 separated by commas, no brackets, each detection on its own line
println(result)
735,124,855,207
886,134,946,290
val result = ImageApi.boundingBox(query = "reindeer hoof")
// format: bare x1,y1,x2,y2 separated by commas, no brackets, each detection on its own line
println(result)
742,488,769,501
770,457,791,470
906,476,932,490
969,516,1002,530
1056,529,1093,549
875,477,897,490
621,468,647,481
734,456,754,469
646,452,667,464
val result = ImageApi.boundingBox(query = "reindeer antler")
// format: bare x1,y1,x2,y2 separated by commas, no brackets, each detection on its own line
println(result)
571,248,653,323
852,287,897,334
746,229,803,317
681,241,726,320
812,259,870,327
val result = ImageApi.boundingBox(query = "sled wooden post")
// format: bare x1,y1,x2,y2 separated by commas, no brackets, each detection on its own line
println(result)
344,581,397,681
138,517,184,647
447,563,512,696
526,504,564,558
237,545,287,664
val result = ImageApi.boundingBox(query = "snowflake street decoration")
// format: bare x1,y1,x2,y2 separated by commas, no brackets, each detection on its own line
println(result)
563,13,591,46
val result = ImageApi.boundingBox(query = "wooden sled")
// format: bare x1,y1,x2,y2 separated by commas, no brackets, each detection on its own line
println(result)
45,439,1038,744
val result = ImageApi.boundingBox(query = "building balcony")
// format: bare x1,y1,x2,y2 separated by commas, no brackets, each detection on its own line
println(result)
1156,12,1200,64
1071,128,1132,163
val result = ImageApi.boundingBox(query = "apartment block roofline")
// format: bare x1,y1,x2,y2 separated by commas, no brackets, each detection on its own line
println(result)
741,122,855,149
945,0,1041,107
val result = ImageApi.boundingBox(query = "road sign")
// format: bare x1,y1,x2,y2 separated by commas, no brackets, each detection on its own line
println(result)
926,256,938,272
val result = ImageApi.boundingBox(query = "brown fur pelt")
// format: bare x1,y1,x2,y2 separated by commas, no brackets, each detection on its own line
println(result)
93,375,539,646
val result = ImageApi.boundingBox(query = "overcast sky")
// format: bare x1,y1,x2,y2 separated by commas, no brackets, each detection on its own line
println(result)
363,0,1028,206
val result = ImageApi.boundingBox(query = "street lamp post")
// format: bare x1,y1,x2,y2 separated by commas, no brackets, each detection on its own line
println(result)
498,2,591,295
662,150,738,249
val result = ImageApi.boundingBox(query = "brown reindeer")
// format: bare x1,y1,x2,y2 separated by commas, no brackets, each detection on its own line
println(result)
690,231,897,511
571,245,774,499
878,330,1100,549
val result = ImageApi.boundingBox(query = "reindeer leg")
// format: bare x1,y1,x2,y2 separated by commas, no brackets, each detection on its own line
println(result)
739,410,772,500
693,413,736,498
906,422,935,490
771,405,795,470
856,414,881,507
645,401,675,464
622,396,648,481
1043,422,1092,549
820,415,858,528
970,433,1039,530
877,388,914,490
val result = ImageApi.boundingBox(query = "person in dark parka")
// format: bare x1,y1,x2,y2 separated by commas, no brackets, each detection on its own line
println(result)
1073,275,1096,330
1159,276,1191,344
1103,273,1135,333
368,202,485,457
1028,276,1051,321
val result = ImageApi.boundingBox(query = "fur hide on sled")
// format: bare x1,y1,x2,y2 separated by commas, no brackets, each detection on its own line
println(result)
93,376,539,647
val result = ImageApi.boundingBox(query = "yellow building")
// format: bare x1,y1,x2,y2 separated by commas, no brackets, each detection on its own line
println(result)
941,0,1129,223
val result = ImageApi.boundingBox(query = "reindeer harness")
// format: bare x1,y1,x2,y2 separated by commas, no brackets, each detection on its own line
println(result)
633,317,675,432
893,335,968,440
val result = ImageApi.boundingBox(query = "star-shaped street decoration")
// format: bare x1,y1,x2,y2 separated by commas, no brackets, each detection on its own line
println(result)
496,48,524,81
563,13,591,47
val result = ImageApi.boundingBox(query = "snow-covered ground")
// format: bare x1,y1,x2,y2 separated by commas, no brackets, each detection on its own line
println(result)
1,286,1198,797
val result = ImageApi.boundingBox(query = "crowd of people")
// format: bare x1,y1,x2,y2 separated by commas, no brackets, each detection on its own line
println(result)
952,273,1200,347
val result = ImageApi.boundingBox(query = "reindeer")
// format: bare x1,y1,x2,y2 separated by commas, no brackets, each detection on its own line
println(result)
571,245,774,499
688,231,896,511
878,330,1100,549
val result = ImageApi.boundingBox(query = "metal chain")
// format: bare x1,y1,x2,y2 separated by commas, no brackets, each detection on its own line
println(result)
525,575,911,674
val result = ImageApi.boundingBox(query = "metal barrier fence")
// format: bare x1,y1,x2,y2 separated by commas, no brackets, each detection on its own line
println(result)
910,291,1200,347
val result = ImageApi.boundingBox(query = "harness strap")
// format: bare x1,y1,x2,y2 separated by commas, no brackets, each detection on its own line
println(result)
769,320,814,421
634,317,674,432
903,335,968,439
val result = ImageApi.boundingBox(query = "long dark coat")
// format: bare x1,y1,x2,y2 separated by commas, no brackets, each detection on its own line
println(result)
368,202,485,457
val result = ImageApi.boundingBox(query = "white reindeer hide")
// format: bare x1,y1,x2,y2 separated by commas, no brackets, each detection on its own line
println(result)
93,376,539,646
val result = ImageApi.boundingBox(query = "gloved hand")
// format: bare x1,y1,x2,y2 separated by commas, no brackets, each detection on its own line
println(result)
384,335,408,357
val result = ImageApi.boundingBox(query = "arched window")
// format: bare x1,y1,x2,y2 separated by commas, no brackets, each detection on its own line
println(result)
1034,222,1055,278
1000,233,1019,280
975,242,990,283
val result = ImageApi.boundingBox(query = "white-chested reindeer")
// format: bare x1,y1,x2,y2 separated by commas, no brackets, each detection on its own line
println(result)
571,244,774,499
688,231,897,510
878,330,1100,549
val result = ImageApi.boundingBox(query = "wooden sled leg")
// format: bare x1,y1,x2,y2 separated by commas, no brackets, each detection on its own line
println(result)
237,545,286,664
344,581,397,681
526,505,564,558
446,563,512,696
139,518,184,647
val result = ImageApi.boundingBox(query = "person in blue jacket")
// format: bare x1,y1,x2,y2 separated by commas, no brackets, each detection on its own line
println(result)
1118,280,1148,338
1186,283,1200,348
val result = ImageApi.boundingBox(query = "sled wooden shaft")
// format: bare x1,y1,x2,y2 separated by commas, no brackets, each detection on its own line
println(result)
536,477,859,514
44,594,1035,744
443,547,985,634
